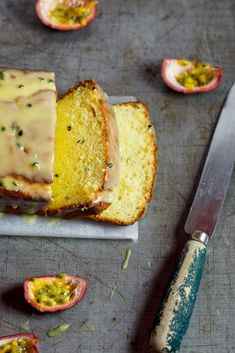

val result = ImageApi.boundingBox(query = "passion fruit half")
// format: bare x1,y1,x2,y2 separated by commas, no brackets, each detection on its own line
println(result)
162,58,223,94
36,0,98,31
24,274,87,312
0,334,39,353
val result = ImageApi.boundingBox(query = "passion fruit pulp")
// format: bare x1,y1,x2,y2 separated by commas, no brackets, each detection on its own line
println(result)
161,58,223,94
0,334,38,353
36,0,98,31
24,274,87,312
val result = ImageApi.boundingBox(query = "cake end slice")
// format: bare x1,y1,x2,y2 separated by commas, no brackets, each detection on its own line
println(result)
89,102,157,225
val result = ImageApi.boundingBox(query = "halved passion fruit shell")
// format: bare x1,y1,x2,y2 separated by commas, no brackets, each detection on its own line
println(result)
36,0,98,31
0,334,39,353
162,58,223,94
24,274,87,312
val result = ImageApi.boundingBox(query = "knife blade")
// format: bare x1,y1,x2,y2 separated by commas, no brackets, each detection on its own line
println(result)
185,84,235,237
150,84,235,353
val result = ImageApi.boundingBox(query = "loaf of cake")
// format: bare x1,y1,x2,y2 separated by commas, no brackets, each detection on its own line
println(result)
89,102,157,225
0,68,57,214
0,72,156,224
47,80,119,216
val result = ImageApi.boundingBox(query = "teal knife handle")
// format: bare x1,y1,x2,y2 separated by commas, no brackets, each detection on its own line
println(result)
150,233,208,353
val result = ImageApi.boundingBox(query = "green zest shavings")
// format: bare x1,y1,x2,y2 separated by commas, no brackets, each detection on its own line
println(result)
121,248,132,270
48,217,60,226
16,142,24,150
11,122,21,133
19,320,30,331
47,323,70,337
108,283,117,300
22,215,37,225
81,322,95,332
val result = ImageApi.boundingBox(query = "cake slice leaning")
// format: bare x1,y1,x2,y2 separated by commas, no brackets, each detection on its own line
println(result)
47,80,119,216
89,102,157,225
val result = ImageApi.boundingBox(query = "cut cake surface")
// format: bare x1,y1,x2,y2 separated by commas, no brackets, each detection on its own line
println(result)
89,102,157,225
48,80,119,216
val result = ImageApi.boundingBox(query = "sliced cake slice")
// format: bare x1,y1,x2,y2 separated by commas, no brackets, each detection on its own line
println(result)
89,102,157,225
47,80,119,216
0,68,57,214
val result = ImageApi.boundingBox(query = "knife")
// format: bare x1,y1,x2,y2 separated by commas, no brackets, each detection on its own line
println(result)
150,83,235,353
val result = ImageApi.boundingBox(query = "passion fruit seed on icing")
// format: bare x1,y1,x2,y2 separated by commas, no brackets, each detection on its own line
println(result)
49,1,97,26
32,275,77,307
176,60,215,89
0,339,29,353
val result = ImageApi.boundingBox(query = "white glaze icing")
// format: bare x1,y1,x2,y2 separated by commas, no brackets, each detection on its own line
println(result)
0,68,56,203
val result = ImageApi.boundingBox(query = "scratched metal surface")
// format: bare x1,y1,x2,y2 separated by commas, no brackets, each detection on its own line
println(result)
0,0,235,352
